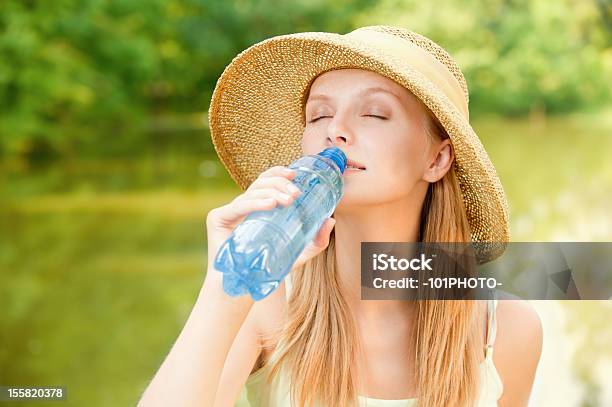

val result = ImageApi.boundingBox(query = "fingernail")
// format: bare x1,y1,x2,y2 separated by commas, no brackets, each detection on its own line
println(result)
286,183,300,194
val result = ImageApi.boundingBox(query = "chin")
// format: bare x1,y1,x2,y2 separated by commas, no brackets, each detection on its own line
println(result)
335,188,369,209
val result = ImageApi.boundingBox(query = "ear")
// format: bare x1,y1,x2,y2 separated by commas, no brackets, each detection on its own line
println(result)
422,139,454,183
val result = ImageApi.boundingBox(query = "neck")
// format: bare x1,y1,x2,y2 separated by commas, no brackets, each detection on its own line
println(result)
333,194,424,324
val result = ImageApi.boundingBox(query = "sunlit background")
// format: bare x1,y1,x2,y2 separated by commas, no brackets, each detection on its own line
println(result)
1,0,611,406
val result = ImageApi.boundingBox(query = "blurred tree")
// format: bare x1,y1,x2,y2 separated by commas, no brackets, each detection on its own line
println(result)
0,0,374,158
0,0,610,158
354,0,612,116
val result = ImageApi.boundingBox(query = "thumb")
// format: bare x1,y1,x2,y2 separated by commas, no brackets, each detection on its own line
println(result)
293,218,336,269
313,217,335,248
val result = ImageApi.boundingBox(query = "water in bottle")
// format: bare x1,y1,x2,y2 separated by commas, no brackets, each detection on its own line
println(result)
213,146,347,301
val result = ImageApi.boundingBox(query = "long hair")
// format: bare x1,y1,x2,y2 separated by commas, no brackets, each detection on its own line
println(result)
263,101,482,406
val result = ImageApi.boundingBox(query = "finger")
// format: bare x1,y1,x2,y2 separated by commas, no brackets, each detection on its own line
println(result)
248,176,302,198
217,198,278,223
236,188,295,206
260,165,296,179
293,219,336,268
312,218,336,248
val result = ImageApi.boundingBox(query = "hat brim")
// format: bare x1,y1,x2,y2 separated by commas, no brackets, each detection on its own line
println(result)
208,31,510,264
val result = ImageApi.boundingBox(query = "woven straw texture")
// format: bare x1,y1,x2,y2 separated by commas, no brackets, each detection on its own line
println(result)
208,25,510,264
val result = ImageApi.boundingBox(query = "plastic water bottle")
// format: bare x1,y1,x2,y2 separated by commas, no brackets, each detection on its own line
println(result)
213,147,347,301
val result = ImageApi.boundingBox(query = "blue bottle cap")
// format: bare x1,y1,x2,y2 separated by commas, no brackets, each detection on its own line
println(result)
317,147,347,174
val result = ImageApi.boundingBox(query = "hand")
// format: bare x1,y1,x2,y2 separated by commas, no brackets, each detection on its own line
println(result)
205,165,302,264
205,165,337,279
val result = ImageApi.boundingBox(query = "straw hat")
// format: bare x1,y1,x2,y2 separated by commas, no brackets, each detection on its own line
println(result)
208,25,510,264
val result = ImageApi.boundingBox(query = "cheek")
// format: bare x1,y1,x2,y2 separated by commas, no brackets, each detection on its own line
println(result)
301,129,323,155
370,136,425,191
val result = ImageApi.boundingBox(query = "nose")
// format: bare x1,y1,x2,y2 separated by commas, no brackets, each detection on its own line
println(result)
326,118,353,146
330,133,347,146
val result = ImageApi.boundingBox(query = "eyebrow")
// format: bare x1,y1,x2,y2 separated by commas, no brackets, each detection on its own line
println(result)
306,86,402,105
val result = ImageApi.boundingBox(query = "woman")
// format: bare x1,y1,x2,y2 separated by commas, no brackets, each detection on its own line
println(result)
139,26,543,407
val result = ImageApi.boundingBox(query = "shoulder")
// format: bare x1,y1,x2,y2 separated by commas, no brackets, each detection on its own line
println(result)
493,293,543,405
495,294,543,355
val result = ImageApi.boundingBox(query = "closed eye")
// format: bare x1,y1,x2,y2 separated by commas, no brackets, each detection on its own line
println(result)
309,114,387,123
309,116,332,123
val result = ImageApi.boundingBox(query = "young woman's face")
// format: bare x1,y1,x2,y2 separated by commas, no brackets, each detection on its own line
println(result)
302,69,445,209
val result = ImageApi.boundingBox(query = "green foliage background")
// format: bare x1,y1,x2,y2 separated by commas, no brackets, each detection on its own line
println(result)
0,0,610,158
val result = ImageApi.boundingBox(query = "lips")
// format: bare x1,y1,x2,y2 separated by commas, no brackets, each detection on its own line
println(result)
346,158,366,170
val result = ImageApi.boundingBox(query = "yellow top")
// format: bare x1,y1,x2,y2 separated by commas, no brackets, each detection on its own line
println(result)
235,280,503,406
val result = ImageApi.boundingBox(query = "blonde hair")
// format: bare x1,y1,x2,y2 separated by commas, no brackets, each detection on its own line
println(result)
262,95,483,406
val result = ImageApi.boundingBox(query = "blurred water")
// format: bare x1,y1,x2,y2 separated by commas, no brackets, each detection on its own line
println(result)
475,113,612,407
